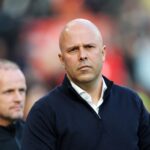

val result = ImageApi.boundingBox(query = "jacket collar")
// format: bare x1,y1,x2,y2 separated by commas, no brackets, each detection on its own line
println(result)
62,74,113,99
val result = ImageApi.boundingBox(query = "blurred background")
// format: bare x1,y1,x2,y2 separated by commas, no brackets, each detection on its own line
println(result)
0,0,150,119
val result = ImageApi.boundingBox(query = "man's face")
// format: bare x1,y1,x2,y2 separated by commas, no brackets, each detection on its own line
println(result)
59,25,105,85
0,69,26,125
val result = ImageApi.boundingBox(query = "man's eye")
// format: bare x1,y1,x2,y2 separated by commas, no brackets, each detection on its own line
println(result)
19,89,26,93
85,45,94,49
68,47,78,53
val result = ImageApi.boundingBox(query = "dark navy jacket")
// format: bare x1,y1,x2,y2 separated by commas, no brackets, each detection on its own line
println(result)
0,120,24,150
22,76,150,150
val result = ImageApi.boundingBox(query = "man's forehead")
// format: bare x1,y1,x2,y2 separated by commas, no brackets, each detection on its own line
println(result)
59,19,103,50
0,70,26,90
0,69,25,83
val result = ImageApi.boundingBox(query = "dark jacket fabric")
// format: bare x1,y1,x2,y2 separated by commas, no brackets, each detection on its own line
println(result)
0,120,24,150
22,76,150,150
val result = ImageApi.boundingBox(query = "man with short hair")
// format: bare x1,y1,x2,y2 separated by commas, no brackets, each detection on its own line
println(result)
0,59,27,150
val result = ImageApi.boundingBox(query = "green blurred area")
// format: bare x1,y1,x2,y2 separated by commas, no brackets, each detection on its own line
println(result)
139,92,150,112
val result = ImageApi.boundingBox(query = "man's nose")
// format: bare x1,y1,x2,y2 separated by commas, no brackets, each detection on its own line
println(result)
14,91,23,102
79,48,88,61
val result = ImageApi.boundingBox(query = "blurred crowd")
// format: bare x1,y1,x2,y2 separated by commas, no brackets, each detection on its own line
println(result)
0,0,150,118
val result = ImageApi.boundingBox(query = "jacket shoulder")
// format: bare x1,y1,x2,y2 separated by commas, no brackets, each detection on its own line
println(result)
112,84,143,108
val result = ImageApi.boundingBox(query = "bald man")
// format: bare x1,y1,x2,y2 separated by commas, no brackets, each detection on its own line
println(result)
22,19,150,150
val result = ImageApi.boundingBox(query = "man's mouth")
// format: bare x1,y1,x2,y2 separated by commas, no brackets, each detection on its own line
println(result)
78,65,91,70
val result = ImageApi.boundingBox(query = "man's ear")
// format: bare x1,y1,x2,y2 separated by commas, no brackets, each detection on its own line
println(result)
58,53,64,66
102,45,106,62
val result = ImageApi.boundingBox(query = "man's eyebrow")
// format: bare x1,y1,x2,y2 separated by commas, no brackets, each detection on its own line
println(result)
66,45,79,51
2,89,15,93
84,43,96,46
65,43,97,51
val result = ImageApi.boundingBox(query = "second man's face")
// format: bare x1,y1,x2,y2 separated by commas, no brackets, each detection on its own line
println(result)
59,25,105,85
0,69,26,125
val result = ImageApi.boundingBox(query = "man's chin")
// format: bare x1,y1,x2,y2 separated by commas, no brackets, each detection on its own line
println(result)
11,113,23,120
76,75,95,83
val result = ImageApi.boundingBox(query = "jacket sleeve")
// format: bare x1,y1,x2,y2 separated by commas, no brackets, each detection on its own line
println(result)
21,102,57,150
138,98,150,150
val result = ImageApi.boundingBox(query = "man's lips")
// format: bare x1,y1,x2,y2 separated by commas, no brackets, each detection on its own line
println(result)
78,65,92,70
10,105,23,111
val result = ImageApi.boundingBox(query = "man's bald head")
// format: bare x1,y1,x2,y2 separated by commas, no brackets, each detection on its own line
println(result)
59,18,103,51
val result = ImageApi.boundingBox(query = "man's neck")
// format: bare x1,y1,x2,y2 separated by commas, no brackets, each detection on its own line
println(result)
0,119,12,127
71,75,103,104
